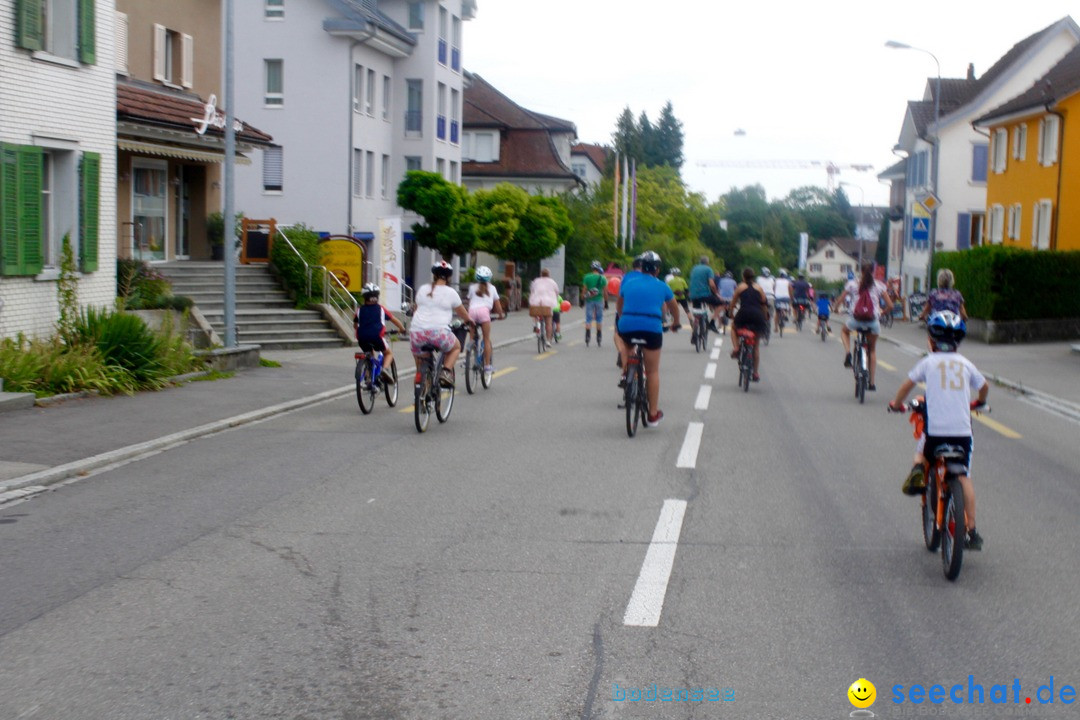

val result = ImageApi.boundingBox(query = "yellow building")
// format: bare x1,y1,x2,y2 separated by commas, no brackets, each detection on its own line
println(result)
975,42,1080,250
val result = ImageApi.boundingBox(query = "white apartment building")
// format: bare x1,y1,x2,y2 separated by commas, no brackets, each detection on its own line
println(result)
0,0,117,339
890,16,1079,294
233,0,476,291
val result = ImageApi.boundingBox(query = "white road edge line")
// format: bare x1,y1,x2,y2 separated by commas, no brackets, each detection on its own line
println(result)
624,499,689,627
676,422,704,469
704,362,717,379
694,385,712,411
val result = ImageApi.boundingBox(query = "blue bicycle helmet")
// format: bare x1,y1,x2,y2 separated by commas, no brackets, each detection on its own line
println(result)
927,310,966,351
475,265,493,282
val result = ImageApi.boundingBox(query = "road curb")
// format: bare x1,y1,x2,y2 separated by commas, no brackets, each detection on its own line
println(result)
0,324,565,501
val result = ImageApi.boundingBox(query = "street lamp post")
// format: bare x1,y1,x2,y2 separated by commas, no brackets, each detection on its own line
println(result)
886,40,941,291
840,181,866,268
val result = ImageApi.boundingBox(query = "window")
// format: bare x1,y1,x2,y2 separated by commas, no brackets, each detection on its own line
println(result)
382,75,391,121
1033,200,1053,249
407,2,424,30
572,162,587,178
1012,123,1027,160
263,146,283,192
436,82,447,140
353,64,363,112
366,68,376,115
1038,116,1060,166
1008,203,1021,241
153,24,193,88
405,156,422,172
462,131,497,162
17,0,96,64
132,160,168,261
381,154,390,198
451,15,462,71
265,0,284,19
436,157,445,179
839,264,853,275
405,79,423,133
365,151,375,199
265,59,284,106
825,249,835,259
971,143,988,182
1,144,98,275
450,88,459,144
352,149,363,196
988,204,1004,244
437,6,448,65
450,160,458,184
907,150,929,187
991,129,1007,173
809,263,822,273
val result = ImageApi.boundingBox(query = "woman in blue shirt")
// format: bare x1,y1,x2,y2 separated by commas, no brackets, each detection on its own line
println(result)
617,251,682,427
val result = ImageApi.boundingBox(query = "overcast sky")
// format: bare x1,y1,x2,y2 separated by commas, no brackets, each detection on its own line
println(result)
463,1,1078,207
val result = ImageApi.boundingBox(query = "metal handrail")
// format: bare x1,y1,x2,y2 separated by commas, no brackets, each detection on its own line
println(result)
274,226,358,321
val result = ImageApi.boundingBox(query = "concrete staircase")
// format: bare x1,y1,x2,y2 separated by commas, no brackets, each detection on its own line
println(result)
158,262,349,350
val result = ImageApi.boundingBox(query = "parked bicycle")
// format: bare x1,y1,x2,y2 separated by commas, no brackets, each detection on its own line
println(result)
890,398,988,581
623,338,650,437
355,331,400,414
851,328,870,403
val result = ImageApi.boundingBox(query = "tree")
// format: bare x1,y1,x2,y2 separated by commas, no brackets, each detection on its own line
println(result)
396,171,475,259
653,101,684,169
612,107,642,160
610,102,685,170
507,195,573,264
469,184,529,259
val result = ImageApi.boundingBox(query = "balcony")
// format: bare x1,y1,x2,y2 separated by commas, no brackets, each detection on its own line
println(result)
405,110,423,134
436,115,446,141
438,39,447,66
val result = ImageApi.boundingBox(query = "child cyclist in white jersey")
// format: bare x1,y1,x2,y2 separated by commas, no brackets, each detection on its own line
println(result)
889,311,989,550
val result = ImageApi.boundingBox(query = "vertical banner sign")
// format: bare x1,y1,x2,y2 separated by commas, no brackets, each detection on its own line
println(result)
378,216,403,311
613,152,621,247
621,155,629,248
630,158,637,250
798,232,809,271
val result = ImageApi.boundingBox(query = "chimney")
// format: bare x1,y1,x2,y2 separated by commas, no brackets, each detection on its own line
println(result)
967,63,976,81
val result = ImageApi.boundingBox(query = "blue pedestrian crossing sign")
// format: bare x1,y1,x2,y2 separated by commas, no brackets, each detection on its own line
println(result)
911,217,930,243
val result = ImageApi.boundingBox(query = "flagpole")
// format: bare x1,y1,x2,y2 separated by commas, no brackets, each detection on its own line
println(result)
621,155,629,250
613,151,620,249
629,158,637,250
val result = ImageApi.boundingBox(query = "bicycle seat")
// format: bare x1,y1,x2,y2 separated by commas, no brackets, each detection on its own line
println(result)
629,338,648,345
736,329,757,341
934,445,969,476
418,344,439,353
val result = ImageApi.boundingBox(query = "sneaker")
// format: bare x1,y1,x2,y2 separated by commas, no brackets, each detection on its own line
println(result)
708,320,719,333
843,353,852,368
439,367,455,388
730,348,739,359
965,528,984,551
484,365,494,373
644,410,664,428
901,464,926,496
868,383,877,391
382,374,396,386
616,355,622,368
752,373,760,382
617,375,627,389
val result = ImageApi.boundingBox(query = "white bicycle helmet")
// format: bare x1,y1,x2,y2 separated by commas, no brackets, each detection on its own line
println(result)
361,282,380,298
431,260,453,279
475,265,493,282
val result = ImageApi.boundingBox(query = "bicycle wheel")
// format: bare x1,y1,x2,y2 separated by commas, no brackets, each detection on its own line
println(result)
625,363,641,437
941,479,965,581
778,313,785,338
740,347,752,392
383,360,399,407
922,471,941,551
536,325,544,354
480,343,493,389
464,344,477,395
857,371,866,404
820,323,827,342
413,380,430,433
356,360,376,415
436,376,455,423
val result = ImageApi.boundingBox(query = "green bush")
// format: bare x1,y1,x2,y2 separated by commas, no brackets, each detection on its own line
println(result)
75,307,200,388
0,335,135,397
117,258,173,309
270,224,324,306
933,246,1080,320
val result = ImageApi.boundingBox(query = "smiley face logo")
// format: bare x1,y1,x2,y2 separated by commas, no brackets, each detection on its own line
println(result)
848,678,876,709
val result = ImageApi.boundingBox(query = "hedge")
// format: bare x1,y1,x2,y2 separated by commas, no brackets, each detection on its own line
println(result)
931,245,1080,320
270,224,324,306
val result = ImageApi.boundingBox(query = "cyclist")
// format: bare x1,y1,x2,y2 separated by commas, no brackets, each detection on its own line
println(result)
354,283,407,384
666,267,689,315
582,260,608,347
466,265,505,373
792,272,812,329
836,264,892,392
617,250,681,427
889,311,988,551
815,291,833,335
528,268,560,346
553,293,565,342
688,256,720,342
614,256,644,370
773,268,794,334
918,268,968,322
728,267,769,382
755,267,776,329
410,260,472,388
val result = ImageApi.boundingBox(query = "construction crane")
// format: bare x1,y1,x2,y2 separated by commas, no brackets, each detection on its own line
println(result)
696,159,874,191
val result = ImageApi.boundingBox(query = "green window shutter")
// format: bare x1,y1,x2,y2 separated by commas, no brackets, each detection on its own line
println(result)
1,145,21,275
78,0,96,65
16,0,44,52
18,146,44,276
80,152,100,272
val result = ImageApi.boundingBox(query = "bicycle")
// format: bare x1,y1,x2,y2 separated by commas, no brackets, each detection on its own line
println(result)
735,328,757,392
533,314,551,354
463,317,501,394
794,301,809,332
354,333,400,414
850,328,870,404
623,338,650,437
891,398,988,581
690,303,709,353
775,302,789,338
818,316,830,342
413,340,457,433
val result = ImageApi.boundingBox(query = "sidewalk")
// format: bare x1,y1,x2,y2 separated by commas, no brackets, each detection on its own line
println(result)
878,319,1080,411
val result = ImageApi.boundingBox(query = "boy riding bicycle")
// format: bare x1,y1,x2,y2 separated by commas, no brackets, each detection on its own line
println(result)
354,283,407,384
889,311,988,551
815,293,832,335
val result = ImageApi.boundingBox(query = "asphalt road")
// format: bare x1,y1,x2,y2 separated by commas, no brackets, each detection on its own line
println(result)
2,318,1079,719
